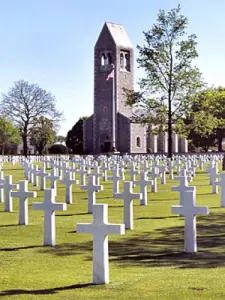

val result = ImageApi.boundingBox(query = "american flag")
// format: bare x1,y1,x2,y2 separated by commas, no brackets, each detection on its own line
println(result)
106,69,114,81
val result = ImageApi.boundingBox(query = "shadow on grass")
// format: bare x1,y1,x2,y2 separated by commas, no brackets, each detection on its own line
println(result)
0,283,93,297
39,213,225,269
0,224,19,227
0,245,40,252
136,216,178,220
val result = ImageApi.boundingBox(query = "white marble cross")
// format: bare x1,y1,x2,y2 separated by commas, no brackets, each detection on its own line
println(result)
32,189,67,246
59,171,79,204
76,164,87,185
114,181,142,229
214,173,225,207
168,160,174,180
1,175,18,212
134,172,152,206
126,165,139,187
33,165,39,187
171,176,194,206
11,180,37,225
172,188,209,253
80,175,103,213
102,163,109,181
207,165,218,185
150,167,159,192
108,169,123,195
0,171,4,202
46,169,61,196
159,165,167,184
39,166,49,191
76,204,125,284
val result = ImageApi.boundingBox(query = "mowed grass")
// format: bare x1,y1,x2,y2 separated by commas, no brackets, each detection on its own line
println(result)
1,162,225,299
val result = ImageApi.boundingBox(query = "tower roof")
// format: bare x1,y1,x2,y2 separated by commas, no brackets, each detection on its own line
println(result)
105,22,133,48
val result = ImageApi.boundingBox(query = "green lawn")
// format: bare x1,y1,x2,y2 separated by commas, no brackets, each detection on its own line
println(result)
1,162,225,299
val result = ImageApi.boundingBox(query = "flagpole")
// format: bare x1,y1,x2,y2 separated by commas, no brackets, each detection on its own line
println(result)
111,64,116,152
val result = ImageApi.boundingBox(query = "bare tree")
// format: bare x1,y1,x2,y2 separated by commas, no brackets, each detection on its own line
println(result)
0,80,63,156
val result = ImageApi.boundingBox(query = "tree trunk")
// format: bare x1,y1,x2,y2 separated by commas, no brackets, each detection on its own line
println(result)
22,132,28,157
222,154,225,170
218,136,223,152
168,45,173,159
168,91,172,159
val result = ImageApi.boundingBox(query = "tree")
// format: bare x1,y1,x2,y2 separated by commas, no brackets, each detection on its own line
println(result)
0,80,63,156
0,117,21,154
187,87,225,151
66,117,87,154
29,116,56,155
125,5,203,157
48,144,68,154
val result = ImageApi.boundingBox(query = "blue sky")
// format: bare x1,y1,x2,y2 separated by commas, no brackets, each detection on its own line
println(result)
0,0,224,136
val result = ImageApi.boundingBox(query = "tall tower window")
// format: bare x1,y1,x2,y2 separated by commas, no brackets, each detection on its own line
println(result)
101,54,106,66
120,50,130,72
120,53,124,69
136,137,141,147
100,51,112,70
107,53,112,64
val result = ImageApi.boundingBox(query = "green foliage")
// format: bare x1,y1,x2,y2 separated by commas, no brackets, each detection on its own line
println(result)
124,5,203,157
48,144,68,154
186,87,225,151
0,80,63,156
66,117,87,154
0,117,20,154
29,117,56,155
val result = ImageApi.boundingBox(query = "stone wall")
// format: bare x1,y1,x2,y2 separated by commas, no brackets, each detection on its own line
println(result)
130,123,146,153
117,113,131,153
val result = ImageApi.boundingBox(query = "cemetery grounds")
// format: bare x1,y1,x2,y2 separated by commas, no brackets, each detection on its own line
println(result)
0,160,225,299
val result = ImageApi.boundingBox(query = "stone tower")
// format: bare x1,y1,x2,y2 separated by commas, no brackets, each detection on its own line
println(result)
83,22,147,154
93,22,134,153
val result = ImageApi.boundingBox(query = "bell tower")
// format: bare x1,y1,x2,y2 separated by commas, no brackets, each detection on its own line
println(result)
93,22,134,153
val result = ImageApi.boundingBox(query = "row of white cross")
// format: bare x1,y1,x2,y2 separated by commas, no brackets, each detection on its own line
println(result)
0,153,224,284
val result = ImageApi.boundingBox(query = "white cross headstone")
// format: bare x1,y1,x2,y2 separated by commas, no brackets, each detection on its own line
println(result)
150,167,159,192
76,164,87,185
168,160,174,180
76,204,125,284
108,169,123,195
159,165,167,184
80,175,103,213
11,180,37,225
172,188,209,253
0,171,4,202
114,181,142,229
171,176,194,206
126,165,139,187
59,171,79,204
46,169,61,196
39,166,49,191
214,173,225,207
32,189,67,246
134,172,153,206
1,175,18,212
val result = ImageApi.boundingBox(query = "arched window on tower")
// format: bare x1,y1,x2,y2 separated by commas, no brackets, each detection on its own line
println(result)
107,53,112,65
136,137,141,148
120,53,124,69
124,53,130,71
101,53,106,66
